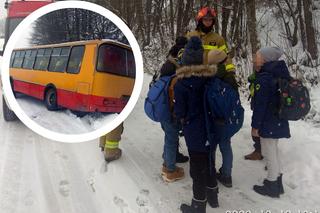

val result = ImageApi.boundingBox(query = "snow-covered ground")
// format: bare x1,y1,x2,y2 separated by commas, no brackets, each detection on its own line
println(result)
16,94,117,134
0,73,319,213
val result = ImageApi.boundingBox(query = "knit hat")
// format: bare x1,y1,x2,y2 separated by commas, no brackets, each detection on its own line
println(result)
181,36,204,65
257,47,284,62
207,49,227,65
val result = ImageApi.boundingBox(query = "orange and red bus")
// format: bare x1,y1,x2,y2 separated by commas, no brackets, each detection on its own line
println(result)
9,39,135,113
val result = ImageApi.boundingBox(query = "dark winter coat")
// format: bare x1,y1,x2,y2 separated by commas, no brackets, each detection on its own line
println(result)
174,64,217,152
251,60,291,139
159,55,180,77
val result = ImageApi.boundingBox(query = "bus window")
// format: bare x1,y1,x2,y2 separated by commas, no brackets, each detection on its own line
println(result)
48,47,70,72
66,45,85,74
10,51,16,68
12,50,25,68
22,49,37,69
126,50,135,78
97,44,134,78
34,48,52,71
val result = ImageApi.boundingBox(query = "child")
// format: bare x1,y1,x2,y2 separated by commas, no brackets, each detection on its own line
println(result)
244,72,263,161
251,47,290,198
174,36,219,212
206,49,238,187
160,36,189,182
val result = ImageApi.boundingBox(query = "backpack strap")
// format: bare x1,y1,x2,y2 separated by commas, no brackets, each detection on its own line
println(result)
149,71,160,88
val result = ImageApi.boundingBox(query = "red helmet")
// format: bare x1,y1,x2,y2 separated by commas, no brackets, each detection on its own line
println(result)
196,7,217,22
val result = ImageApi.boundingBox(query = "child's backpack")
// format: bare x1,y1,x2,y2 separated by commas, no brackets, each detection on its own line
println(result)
204,77,244,142
277,77,310,120
144,75,174,122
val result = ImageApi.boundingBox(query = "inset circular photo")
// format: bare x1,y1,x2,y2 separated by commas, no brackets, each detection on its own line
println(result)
1,1,143,142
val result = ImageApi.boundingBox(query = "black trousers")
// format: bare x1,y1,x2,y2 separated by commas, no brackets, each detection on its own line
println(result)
188,150,218,200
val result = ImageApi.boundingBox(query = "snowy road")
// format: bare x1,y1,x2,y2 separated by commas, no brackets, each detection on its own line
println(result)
0,74,320,213
0,98,155,213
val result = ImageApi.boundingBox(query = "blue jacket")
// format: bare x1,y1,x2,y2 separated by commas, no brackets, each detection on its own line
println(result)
251,60,291,139
174,64,217,152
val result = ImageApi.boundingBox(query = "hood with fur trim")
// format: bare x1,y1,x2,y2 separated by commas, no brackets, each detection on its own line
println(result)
175,64,217,79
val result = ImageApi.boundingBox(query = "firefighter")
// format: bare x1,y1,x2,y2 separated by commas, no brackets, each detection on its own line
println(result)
186,6,235,72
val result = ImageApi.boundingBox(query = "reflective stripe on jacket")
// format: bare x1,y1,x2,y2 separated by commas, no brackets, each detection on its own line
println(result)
186,30,235,71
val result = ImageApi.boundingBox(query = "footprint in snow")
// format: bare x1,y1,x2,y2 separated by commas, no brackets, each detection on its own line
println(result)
24,191,34,206
59,180,70,197
113,196,129,213
87,169,97,192
287,182,297,190
136,189,150,213
236,190,256,204
54,150,68,160
182,184,192,191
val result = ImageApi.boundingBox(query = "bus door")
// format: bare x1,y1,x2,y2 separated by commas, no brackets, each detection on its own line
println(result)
72,44,94,111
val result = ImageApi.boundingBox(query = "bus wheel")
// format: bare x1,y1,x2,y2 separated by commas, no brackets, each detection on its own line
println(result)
2,96,17,121
45,88,58,111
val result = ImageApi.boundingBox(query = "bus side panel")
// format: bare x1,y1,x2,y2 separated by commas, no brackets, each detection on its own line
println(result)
57,89,88,111
9,44,96,112
13,79,45,100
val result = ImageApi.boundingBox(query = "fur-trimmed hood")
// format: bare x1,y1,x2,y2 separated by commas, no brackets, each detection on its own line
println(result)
175,64,217,79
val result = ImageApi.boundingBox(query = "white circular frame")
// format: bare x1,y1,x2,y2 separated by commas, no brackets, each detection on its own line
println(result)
1,1,144,143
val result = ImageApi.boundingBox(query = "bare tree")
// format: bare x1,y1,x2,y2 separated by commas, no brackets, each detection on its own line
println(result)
245,0,260,55
303,0,318,60
297,0,307,50
31,9,127,45
221,0,232,40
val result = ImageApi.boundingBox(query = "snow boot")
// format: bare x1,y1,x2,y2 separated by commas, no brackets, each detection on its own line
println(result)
161,165,184,182
263,174,284,195
244,150,263,160
180,198,206,213
278,174,284,194
104,148,122,162
206,186,219,208
217,168,232,188
176,149,189,163
99,137,105,152
253,179,280,198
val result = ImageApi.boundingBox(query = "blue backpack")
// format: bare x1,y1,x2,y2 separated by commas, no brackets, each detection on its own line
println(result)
144,75,173,122
204,77,244,142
